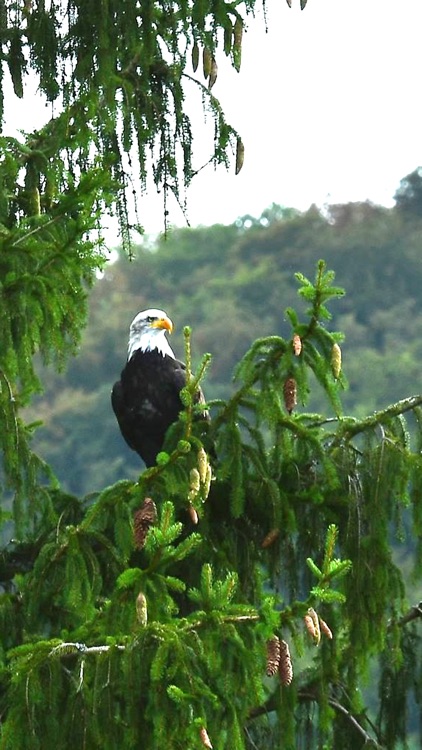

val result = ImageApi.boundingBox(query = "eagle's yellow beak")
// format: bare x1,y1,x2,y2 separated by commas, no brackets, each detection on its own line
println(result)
152,316,173,334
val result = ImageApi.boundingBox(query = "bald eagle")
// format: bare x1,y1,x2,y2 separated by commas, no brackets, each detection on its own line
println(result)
111,308,209,467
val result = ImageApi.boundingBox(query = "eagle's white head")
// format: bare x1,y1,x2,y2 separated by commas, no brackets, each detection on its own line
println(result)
127,308,176,360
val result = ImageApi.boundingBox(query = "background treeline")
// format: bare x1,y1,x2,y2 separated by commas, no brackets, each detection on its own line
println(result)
27,168,422,498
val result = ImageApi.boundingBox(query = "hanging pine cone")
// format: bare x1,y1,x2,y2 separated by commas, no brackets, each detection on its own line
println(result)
202,47,212,79
199,726,213,749
187,503,199,525
331,343,342,379
292,334,302,356
279,639,293,686
304,607,321,645
28,186,41,216
208,57,218,89
266,636,281,676
223,23,232,55
235,137,245,175
188,467,201,502
283,377,297,414
197,447,209,484
304,613,316,639
191,41,199,72
133,497,157,549
261,528,280,548
319,616,333,640
203,463,212,500
136,591,148,627
233,17,243,71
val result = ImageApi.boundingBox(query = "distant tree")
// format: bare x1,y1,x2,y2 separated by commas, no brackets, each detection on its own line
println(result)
1,2,422,749
394,167,422,217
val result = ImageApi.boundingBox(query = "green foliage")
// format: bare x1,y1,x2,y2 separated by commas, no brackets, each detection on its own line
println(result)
27,194,422,504
0,135,111,533
2,0,254,244
1,3,422,742
3,259,422,748
394,167,422,217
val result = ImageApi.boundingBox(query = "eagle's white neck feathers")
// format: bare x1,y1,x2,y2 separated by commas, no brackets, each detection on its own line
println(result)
127,308,176,361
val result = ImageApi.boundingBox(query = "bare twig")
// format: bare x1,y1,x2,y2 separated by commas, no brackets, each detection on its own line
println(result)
397,601,422,627
49,642,125,658
249,688,384,748
301,692,383,748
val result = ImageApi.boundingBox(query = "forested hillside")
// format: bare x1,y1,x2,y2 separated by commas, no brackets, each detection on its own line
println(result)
28,169,422,498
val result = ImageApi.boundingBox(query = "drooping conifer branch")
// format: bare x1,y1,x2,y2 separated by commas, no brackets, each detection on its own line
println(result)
249,687,383,748
397,601,422,627
298,692,384,749
332,394,422,445
2,0,250,245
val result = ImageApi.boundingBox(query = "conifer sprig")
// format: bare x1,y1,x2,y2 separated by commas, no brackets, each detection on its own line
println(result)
306,524,352,603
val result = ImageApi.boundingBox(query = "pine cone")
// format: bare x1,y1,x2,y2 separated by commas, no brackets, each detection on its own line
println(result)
202,47,212,79
292,334,302,356
319,616,333,640
197,447,209,484
191,41,199,72
208,57,218,89
203,464,212,500
279,639,293,686
235,138,245,175
261,528,280,548
304,614,316,639
266,636,281,676
188,503,199,525
223,24,232,55
189,468,201,493
283,377,297,414
133,497,157,549
188,468,201,502
136,591,148,626
331,343,342,379
233,18,243,49
199,726,213,749
304,607,321,645
233,18,242,71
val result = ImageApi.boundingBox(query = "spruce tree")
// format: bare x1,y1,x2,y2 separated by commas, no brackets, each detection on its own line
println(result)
0,2,421,749
1,259,422,748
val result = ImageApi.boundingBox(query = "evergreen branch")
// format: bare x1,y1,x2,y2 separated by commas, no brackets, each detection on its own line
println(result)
47,611,260,661
0,367,19,449
10,215,62,248
49,642,125,658
181,612,260,632
249,689,383,748
295,260,344,337
298,692,384,749
397,601,422,627
244,726,261,750
332,394,422,445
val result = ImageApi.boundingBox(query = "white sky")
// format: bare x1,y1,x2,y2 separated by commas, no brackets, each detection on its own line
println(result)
176,0,422,232
6,0,422,237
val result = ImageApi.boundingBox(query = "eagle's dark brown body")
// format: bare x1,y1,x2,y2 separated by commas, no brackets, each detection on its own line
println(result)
112,308,209,466
111,349,186,467
112,348,206,467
